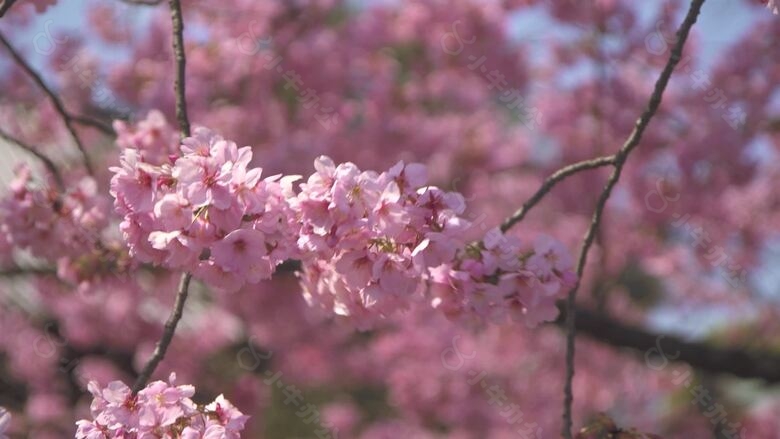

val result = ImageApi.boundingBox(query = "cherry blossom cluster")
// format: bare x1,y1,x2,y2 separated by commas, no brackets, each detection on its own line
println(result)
75,374,247,439
109,113,578,326
0,165,107,261
110,113,299,291
430,229,577,327
287,156,576,327
4,0,779,436
294,156,471,327
113,110,179,167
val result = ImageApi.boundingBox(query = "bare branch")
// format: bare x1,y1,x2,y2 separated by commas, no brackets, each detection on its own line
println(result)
168,0,191,138
557,305,780,384
0,128,65,190
0,0,18,17
71,114,116,136
0,265,57,277
561,1,706,437
118,0,163,5
500,155,615,233
132,272,191,392
132,0,192,393
0,32,95,175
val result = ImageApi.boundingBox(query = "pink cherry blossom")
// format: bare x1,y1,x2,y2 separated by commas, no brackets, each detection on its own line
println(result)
1,165,107,263
0,407,10,439
204,395,249,438
5,1,773,437
766,0,778,14
211,229,274,282
109,114,300,290
429,228,576,327
75,375,247,439
112,135,579,324
296,157,477,326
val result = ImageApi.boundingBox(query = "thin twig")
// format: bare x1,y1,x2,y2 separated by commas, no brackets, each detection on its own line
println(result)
500,155,615,233
0,32,95,175
132,0,192,393
561,1,706,437
0,0,17,17
0,266,57,277
168,0,190,138
132,272,191,392
118,0,163,5
556,305,780,384
71,114,116,136
0,128,65,190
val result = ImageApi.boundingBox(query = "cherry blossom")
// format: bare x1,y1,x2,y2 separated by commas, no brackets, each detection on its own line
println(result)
429,228,576,327
0,408,9,439
765,0,779,14
0,1,778,438
75,375,247,439
294,157,473,325
110,115,300,291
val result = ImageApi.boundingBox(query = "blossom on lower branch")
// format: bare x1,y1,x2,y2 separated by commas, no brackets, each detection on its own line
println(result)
75,374,248,438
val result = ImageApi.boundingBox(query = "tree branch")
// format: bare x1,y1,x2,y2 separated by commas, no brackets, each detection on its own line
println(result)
500,155,615,233
168,0,190,138
557,305,780,384
0,128,65,190
0,265,57,277
0,0,17,17
131,0,192,394
0,32,95,175
132,272,191,392
71,114,116,136
118,0,163,5
561,1,706,437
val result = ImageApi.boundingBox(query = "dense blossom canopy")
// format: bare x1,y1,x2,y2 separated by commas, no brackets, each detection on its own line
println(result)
0,0,778,438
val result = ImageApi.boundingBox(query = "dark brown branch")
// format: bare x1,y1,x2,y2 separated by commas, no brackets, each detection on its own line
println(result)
557,305,780,384
0,128,65,190
168,0,191,138
0,266,57,277
132,272,191,392
561,1,706,437
0,363,26,410
71,114,116,136
132,0,193,393
118,0,163,5
0,32,95,175
500,155,615,233
0,0,17,17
